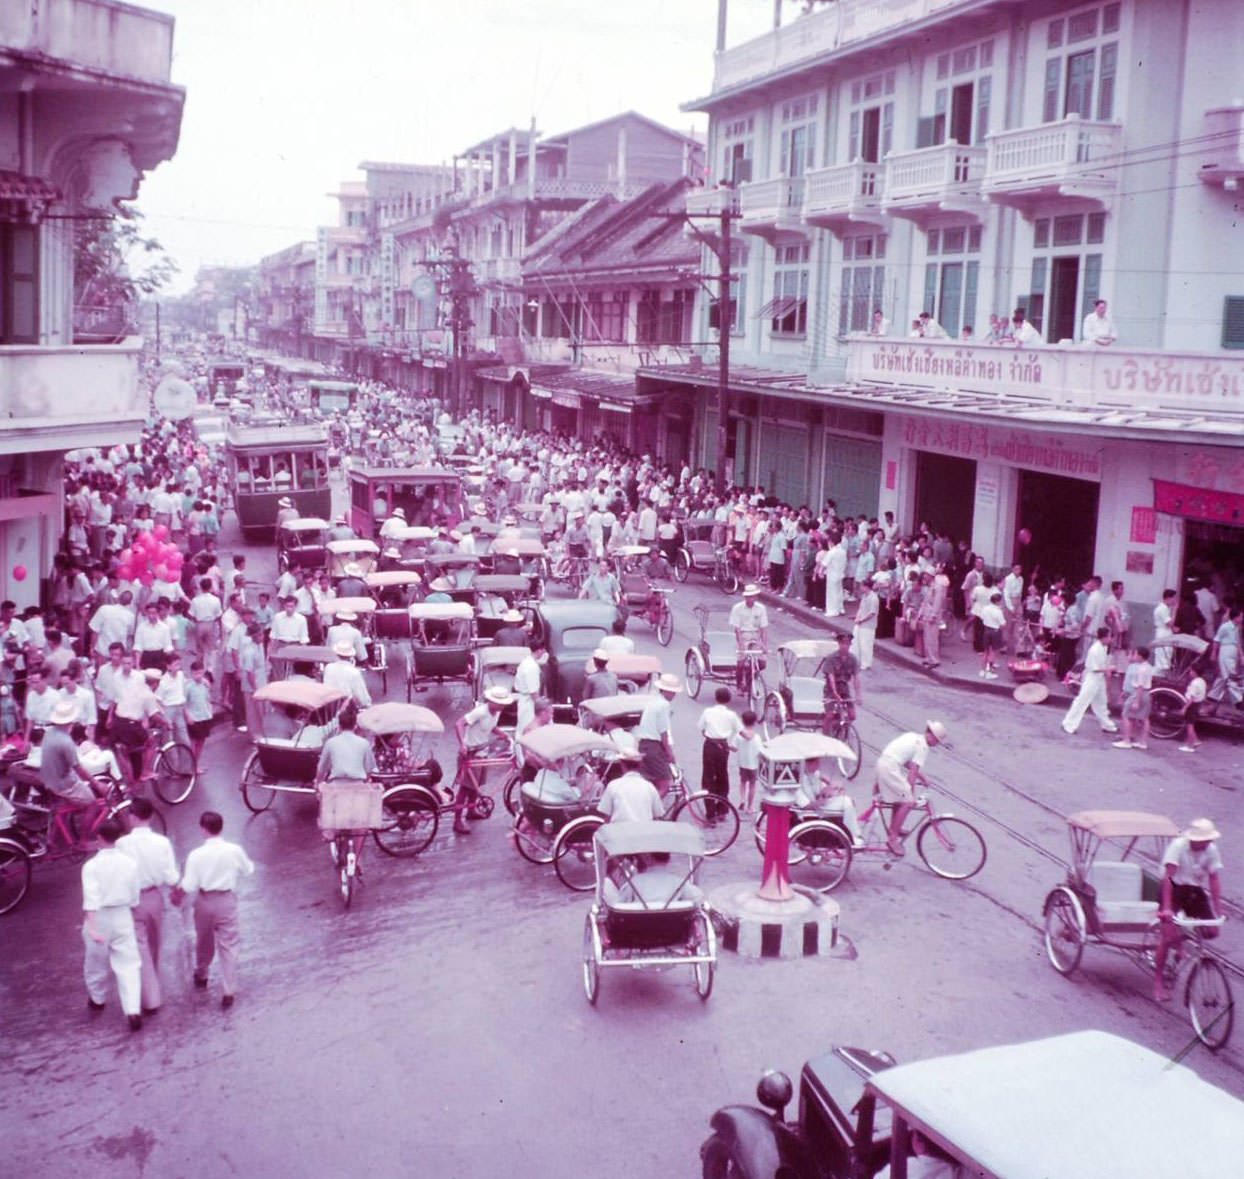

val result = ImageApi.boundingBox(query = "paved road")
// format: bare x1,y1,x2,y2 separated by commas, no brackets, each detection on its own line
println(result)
4,523,1242,1178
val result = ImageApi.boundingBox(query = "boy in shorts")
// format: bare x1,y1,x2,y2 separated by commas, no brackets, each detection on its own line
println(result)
1113,646,1153,751
736,709,761,814
979,591,1005,679
1179,664,1208,754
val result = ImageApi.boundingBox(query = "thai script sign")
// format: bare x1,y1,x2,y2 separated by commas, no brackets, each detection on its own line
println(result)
900,415,1102,479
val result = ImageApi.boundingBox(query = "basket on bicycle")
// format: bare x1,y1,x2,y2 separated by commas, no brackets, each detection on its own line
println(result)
317,780,385,832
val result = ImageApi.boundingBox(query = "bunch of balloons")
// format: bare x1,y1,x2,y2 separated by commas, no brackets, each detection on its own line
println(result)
116,526,183,588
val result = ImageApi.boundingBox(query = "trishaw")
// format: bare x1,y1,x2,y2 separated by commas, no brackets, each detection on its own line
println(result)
763,641,862,778
239,682,349,813
582,819,716,1005
321,596,385,676
406,602,476,701
671,515,738,594
386,525,437,571
613,545,674,647
1147,635,1219,740
423,552,481,600
685,604,765,704
751,733,983,894
473,574,533,640
357,701,445,858
1042,809,1233,1049
366,570,423,688
511,725,616,865
605,653,662,694
476,645,528,731
701,1029,1244,1179
488,537,548,596
268,643,340,682
326,538,380,579
276,517,331,574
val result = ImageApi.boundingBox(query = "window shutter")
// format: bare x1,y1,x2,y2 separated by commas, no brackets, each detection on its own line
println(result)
963,260,980,335
1222,297,1244,350
916,117,938,149
1042,59,1061,124
923,263,938,317
848,111,860,161
1098,43,1117,120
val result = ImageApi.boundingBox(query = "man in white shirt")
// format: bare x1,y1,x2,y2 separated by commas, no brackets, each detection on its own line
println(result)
89,592,136,662
1061,627,1119,737
1154,818,1223,1001
597,765,664,824
875,721,946,855
729,586,770,664
82,816,144,1030
172,810,255,1008
699,686,742,820
452,687,512,834
1008,308,1043,346
323,642,373,709
270,595,310,646
23,665,58,743
1001,563,1024,656
116,797,179,1014
635,674,681,795
511,642,545,737
1081,298,1116,346
133,602,174,671
324,611,368,662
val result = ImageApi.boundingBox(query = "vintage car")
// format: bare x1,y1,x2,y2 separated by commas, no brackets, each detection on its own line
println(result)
531,599,621,706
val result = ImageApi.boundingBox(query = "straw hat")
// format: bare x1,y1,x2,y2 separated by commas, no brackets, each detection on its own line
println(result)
656,673,682,695
484,686,514,706
391,507,406,518
501,609,524,623
742,584,761,597
925,719,948,742
1013,681,1049,705
49,700,78,725
343,562,363,576
278,497,293,508
335,610,358,622
1183,818,1221,842
332,640,355,658
143,667,163,681
429,577,453,593
592,648,610,665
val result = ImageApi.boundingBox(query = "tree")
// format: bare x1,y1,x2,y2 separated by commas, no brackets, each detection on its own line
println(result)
74,204,178,312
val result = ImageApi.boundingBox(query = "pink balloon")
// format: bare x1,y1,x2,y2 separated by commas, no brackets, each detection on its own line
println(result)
138,571,155,588
12,565,26,582
118,565,134,581
119,548,133,565
152,525,169,541
153,565,169,581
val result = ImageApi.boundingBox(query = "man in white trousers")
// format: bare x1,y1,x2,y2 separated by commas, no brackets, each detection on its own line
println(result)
82,816,144,1031
1061,626,1119,735
116,796,179,1014
852,576,879,671
824,537,847,618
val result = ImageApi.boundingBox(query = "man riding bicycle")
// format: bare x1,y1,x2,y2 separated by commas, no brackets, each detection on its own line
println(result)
314,708,379,868
874,720,947,856
728,584,769,691
823,630,861,729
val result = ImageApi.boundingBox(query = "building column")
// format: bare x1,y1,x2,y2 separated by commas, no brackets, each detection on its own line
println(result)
508,130,518,188
527,120,537,199
616,124,628,196
491,140,501,195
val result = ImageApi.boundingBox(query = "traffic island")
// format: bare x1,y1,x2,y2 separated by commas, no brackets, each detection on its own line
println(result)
707,881,840,959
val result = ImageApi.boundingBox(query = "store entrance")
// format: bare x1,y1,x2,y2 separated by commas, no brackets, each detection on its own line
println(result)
914,451,976,544
1015,469,1099,584
1182,518,1244,599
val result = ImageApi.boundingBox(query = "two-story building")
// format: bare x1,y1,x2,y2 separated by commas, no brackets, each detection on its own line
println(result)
256,240,315,356
0,0,184,605
640,0,1244,618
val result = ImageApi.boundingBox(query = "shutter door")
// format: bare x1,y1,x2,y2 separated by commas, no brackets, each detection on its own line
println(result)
822,434,882,520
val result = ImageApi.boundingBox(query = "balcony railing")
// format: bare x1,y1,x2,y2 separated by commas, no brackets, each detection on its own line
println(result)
685,187,742,218
468,177,652,208
983,116,1122,207
803,161,885,229
1199,106,1244,187
883,142,987,219
738,176,806,237
479,258,521,284
713,0,969,92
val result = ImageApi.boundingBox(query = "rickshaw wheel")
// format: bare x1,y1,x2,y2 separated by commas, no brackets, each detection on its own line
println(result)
582,911,601,1005
1147,687,1186,741
762,691,787,740
512,809,555,865
834,722,862,781
373,787,439,857
1186,959,1234,1051
501,769,524,817
693,911,716,1000
1043,887,1086,975
553,816,602,891
240,752,277,813
672,550,690,583
656,603,674,647
673,793,739,856
0,838,32,916
788,821,852,893
153,741,197,805
684,650,705,700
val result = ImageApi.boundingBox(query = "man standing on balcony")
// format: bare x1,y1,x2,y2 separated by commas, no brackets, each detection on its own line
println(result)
1081,298,1116,346
1009,308,1043,346
917,311,948,339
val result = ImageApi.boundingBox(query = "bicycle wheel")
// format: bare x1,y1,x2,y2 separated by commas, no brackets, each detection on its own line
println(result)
762,691,786,740
656,603,674,647
1147,687,1186,741
0,837,32,916
672,792,739,855
752,810,806,865
582,911,601,1005
788,821,852,893
1042,887,1086,975
372,787,439,857
153,741,197,805
834,722,862,781
684,650,704,700
1186,958,1234,1051
692,911,716,1001
501,769,524,817
512,809,556,865
240,751,277,813
553,816,602,891
672,550,690,584
917,816,987,880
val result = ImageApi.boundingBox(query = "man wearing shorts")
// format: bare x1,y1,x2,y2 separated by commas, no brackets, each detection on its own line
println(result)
729,585,768,690
874,720,946,855
1154,818,1223,1001
635,673,681,796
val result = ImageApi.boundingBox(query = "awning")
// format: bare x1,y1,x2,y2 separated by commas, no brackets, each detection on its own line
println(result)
1153,479,1244,525
755,295,800,320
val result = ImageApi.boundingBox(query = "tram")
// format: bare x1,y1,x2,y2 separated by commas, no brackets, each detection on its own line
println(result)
226,421,331,536
347,465,464,537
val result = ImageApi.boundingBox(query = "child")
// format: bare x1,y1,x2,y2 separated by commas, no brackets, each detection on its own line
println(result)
979,591,1005,679
1180,664,1208,754
1113,646,1153,751
254,591,274,654
736,709,762,815
185,659,214,763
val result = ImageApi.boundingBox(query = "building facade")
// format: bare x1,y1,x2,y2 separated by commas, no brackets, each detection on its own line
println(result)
638,0,1244,624
0,0,184,605
256,240,315,355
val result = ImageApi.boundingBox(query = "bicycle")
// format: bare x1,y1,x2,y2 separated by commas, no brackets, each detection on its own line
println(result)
752,789,986,894
552,765,741,891
0,774,164,915
103,718,198,806
446,734,517,832
1143,915,1234,1050
736,645,767,706
822,698,862,780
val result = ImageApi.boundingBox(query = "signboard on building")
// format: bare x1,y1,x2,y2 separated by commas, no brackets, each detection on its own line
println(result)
1129,507,1158,544
899,415,1103,481
380,231,395,330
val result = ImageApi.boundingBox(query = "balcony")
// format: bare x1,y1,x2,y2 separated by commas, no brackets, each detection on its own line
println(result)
466,177,651,209
982,117,1123,214
684,186,741,245
0,337,144,454
1198,106,1244,188
803,162,886,233
738,177,807,242
882,142,987,224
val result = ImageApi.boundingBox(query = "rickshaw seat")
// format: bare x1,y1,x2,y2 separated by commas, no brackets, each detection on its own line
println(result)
685,540,715,564
789,676,824,716
603,904,698,948
620,573,649,606
704,631,738,671
520,796,584,827
374,610,414,641
1087,861,1158,928
413,646,471,679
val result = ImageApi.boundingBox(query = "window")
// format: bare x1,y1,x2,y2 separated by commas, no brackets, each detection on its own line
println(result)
848,71,895,163
838,234,886,335
779,95,817,178
708,244,747,336
1027,212,1108,341
1222,297,1244,350
540,297,575,339
922,224,981,336
720,116,754,185
917,41,993,147
1042,5,1119,123
0,223,38,344
770,243,809,336
635,290,689,345
583,292,627,342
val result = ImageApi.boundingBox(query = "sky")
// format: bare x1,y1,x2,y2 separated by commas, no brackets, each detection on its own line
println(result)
135,0,779,293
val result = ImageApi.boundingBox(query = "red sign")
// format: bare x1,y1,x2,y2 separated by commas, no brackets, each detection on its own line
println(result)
1129,507,1157,544
1153,479,1244,525
885,460,896,490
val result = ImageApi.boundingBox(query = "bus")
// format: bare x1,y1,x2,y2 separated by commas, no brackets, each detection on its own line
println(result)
207,358,247,401
226,421,331,535
308,380,359,414
347,465,464,538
